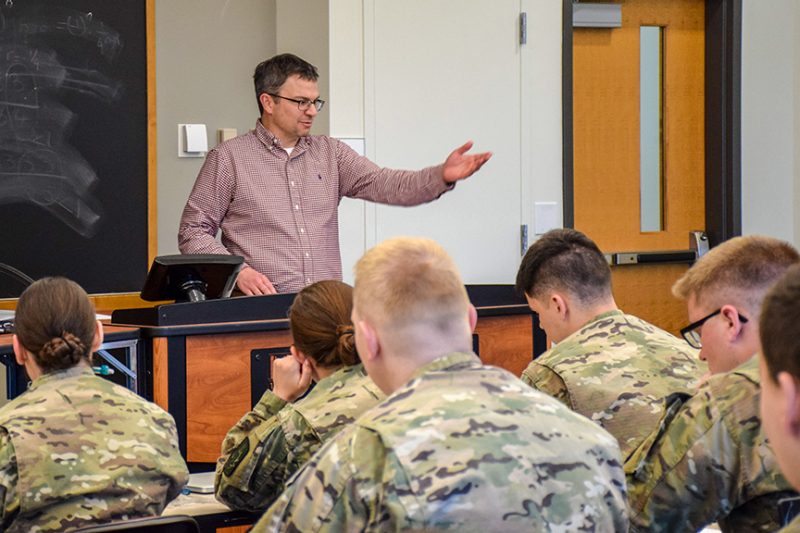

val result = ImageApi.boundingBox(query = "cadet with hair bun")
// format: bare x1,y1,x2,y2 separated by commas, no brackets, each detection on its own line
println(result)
0,277,189,533
215,280,383,511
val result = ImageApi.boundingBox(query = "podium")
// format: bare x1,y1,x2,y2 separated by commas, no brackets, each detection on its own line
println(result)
112,286,545,467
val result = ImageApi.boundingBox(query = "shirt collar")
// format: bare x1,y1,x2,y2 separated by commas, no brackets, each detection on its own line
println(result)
254,120,310,152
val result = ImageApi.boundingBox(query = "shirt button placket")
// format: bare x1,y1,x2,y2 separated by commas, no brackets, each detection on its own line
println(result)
287,160,313,286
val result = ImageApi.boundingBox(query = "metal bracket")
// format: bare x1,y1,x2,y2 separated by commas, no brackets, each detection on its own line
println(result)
519,12,527,45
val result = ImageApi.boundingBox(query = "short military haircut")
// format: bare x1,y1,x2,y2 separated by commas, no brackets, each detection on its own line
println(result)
760,264,800,383
515,228,612,304
672,235,799,317
253,53,319,114
353,237,469,333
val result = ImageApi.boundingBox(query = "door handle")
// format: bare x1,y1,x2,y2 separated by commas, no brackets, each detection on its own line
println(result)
604,231,709,266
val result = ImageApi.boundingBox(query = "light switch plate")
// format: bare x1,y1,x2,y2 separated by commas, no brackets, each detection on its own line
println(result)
178,124,207,158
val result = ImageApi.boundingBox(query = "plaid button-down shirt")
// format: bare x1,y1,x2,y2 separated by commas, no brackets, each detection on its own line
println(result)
179,121,451,293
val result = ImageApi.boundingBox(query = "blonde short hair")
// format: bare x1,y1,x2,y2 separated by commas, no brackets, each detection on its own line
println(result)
353,237,469,332
672,235,799,316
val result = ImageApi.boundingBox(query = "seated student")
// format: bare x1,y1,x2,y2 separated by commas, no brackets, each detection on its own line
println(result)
0,277,188,533
626,235,799,532
215,280,383,511
759,263,800,531
254,237,629,532
516,228,703,460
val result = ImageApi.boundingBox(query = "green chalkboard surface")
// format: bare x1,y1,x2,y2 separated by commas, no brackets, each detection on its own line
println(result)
0,0,149,298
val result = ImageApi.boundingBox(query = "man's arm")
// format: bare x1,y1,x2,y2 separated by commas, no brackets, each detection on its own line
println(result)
178,149,276,295
335,140,490,206
626,384,746,532
0,429,19,530
520,361,572,407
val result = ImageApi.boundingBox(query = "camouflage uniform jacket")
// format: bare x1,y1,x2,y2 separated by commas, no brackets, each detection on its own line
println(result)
626,357,797,532
520,309,702,460
254,351,630,532
0,365,189,533
215,363,382,511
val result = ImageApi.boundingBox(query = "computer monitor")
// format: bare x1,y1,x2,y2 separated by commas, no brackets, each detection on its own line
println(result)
140,254,243,302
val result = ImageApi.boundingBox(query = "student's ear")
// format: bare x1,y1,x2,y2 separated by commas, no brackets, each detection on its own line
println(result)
12,334,26,366
290,345,307,364
355,319,380,363
720,304,746,340
777,371,800,437
468,304,478,333
551,293,569,320
91,320,104,353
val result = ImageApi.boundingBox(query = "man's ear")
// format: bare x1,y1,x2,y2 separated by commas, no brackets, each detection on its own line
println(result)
355,319,380,363
777,371,800,437
720,304,746,340
468,304,478,333
551,293,569,320
260,93,274,114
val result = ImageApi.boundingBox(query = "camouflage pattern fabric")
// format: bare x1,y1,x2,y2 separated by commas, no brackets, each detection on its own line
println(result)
254,352,629,532
520,309,703,460
626,357,798,532
781,513,800,532
0,365,189,533
215,363,383,511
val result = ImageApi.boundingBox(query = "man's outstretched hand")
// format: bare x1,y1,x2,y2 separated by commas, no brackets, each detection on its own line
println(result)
442,141,492,184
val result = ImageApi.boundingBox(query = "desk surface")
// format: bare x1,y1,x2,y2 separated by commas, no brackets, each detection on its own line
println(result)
164,492,261,532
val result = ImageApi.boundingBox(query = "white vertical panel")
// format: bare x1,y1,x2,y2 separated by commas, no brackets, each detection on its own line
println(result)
366,0,523,283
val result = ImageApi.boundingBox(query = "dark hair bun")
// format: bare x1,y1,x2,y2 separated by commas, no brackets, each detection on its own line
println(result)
335,325,358,366
40,332,86,369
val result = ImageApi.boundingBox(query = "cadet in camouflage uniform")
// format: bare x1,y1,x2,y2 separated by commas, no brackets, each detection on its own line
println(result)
255,237,629,532
0,277,188,533
758,264,800,532
626,235,800,532
516,229,703,461
215,280,383,511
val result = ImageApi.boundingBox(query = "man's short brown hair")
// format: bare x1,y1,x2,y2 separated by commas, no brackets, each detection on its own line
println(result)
672,235,799,317
353,237,469,333
515,228,612,305
760,263,800,383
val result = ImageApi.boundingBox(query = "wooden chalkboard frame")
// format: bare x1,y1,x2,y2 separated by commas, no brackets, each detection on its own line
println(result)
0,0,157,312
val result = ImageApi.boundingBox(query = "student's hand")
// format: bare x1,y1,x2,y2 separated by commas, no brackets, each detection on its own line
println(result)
236,266,277,295
442,141,493,183
272,356,313,402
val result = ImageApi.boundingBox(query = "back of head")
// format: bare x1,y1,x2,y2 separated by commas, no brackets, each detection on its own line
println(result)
760,263,800,383
289,280,358,368
253,53,319,114
673,235,800,317
516,228,612,304
15,277,96,374
354,237,470,339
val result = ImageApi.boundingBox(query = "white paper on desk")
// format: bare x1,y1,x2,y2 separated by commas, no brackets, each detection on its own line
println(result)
0,310,14,321
186,472,215,494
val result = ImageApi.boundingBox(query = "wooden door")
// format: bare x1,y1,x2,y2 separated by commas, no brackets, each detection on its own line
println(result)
573,0,705,334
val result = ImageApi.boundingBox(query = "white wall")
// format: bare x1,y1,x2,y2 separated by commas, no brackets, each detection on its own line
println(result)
155,0,277,256
741,0,800,244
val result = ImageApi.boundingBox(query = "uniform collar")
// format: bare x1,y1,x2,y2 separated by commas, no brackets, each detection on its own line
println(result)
29,364,94,391
408,351,481,381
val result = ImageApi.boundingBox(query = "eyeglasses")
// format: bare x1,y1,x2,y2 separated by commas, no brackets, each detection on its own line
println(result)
267,93,325,112
680,308,749,349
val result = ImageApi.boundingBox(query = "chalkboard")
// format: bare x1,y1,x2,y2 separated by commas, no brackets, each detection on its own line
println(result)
0,0,149,298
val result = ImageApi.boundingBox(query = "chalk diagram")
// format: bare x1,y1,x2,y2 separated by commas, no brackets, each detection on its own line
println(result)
0,6,124,237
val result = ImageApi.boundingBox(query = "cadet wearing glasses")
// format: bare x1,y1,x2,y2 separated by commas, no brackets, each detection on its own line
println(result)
179,53,492,295
626,235,800,533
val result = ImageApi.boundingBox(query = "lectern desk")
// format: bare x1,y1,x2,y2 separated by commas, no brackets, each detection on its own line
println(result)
115,285,544,468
